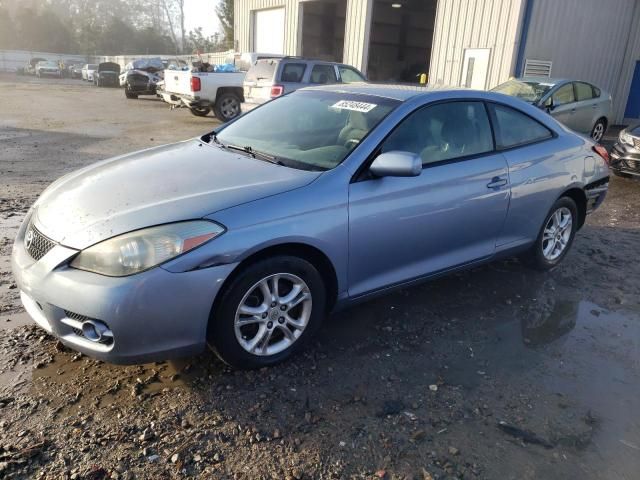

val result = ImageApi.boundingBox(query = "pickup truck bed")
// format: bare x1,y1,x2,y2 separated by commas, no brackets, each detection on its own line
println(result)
161,70,246,122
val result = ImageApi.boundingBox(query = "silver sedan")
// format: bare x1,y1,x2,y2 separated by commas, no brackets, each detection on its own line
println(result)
492,77,612,142
12,85,610,369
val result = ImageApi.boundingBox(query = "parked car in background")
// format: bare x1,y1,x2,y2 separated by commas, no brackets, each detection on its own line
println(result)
491,77,612,142
610,124,640,177
121,58,164,99
242,57,367,110
70,64,83,79
81,64,98,82
35,61,62,78
161,68,245,121
19,57,47,76
94,62,121,87
62,60,84,78
11,85,609,368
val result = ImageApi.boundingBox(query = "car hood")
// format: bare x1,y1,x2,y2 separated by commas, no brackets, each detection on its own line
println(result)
33,140,321,250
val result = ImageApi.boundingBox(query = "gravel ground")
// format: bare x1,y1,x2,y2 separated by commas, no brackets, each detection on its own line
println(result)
0,73,639,480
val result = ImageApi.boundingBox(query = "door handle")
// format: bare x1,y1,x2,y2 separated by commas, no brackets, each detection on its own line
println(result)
487,177,508,189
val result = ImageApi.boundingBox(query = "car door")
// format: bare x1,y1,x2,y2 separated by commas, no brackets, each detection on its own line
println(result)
572,82,597,134
549,83,578,130
348,101,510,297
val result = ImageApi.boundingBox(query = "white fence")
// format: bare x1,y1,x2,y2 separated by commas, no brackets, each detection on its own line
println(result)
0,49,236,72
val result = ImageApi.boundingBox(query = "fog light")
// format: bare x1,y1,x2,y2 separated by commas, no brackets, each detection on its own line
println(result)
81,320,111,343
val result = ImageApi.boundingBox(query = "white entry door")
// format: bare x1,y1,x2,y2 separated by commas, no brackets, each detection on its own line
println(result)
253,8,285,54
460,48,491,90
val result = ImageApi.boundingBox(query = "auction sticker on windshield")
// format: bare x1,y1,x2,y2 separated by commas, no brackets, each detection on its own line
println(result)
332,100,377,113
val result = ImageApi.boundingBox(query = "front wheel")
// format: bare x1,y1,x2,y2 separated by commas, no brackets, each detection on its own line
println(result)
591,119,606,142
524,197,578,271
213,93,241,122
124,84,138,99
208,256,326,369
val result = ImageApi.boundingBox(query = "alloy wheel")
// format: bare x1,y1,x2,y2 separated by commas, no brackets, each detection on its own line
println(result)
220,97,240,120
592,122,604,142
234,273,312,356
542,207,573,261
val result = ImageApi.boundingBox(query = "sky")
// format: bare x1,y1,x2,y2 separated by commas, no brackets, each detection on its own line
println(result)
183,0,220,38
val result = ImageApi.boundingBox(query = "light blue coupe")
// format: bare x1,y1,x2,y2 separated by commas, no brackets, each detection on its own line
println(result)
12,84,610,368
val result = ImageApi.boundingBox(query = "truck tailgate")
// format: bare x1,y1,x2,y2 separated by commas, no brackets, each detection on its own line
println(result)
163,70,194,96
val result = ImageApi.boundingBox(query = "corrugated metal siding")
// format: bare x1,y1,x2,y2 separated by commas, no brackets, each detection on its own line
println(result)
343,0,373,72
429,0,526,88
523,0,639,123
617,1,640,121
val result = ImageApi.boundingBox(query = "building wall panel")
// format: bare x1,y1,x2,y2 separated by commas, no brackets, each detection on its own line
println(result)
429,0,526,88
523,0,639,122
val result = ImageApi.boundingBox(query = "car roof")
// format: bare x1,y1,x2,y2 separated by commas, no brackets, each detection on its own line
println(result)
302,83,466,101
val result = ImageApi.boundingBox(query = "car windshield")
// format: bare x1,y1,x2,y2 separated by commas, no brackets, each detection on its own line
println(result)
214,90,399,171
491,79,554,103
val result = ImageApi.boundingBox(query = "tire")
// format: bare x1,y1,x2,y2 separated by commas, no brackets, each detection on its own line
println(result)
591,119,606,142
213,93,241,122
208,256,326,369
125,84,138,99
524,197,578,271
189,106,211,117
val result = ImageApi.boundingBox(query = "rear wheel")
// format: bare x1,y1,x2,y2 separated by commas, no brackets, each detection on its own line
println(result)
591,119,606,142
213,93,241,122
189,106,211,117
208,256,326,369
524,197,578,270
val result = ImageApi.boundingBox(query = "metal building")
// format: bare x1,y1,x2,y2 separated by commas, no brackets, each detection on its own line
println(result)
235,0,640,123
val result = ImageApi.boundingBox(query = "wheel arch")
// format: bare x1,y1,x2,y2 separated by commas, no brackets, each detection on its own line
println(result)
559,187,587,229
215,86,244,103
211,242,339,320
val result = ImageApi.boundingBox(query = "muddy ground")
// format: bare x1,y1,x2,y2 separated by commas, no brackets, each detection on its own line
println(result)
0,73,639,480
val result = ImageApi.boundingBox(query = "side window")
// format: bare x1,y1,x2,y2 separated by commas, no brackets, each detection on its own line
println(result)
338,66,365,83
280,63,306,83
592,85,601,98
553,83,575,106
381,101,493,165
309,64,337,84
575,82,594,101
489,103,553,149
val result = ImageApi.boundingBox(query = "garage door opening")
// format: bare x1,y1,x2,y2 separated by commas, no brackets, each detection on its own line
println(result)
367,0,437,82
300,0,347,62
253,7,286,54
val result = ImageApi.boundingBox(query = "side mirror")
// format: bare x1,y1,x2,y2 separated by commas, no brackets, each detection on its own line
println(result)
543,97,555,112
370,151,422,178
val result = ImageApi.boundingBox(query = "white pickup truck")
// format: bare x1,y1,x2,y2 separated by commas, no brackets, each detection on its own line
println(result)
160,70,245,122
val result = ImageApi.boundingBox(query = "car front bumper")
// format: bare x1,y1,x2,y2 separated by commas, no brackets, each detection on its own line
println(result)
610,142,640,176
11,216,237,364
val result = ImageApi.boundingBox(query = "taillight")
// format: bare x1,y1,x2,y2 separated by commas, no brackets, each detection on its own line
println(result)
270,85,284,98
592,144,610,165
190,76,201,92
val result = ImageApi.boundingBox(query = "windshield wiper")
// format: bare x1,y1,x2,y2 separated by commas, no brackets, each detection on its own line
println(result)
225,144,285,166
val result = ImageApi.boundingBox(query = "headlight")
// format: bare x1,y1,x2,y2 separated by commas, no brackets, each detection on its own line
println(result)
70,220,225,276
619,130,634,146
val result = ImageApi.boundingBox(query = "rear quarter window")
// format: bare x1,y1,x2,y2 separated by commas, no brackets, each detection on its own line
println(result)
280,63,306,83
489,103,553,149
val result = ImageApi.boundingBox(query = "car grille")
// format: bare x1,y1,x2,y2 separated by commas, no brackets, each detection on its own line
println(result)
633,137,640,150
24,223,56,261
